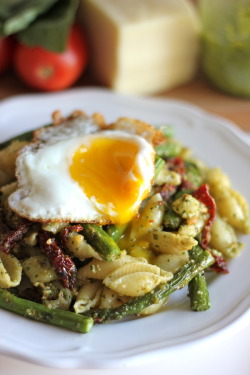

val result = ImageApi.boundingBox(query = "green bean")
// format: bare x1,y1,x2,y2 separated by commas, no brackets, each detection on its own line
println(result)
0,289,93,333
81,223,121,261
87,248,214,323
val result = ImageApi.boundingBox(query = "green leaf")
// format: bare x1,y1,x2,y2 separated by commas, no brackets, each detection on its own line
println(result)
0,0,59,36
17,0,79,52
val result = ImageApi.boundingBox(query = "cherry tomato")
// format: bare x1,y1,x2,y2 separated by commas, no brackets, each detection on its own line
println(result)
14,25,88,91
0,37,15,74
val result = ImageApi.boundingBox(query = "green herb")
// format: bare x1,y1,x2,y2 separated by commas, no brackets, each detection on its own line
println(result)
0,0,58,36
18,0,79,52
0,0,79,52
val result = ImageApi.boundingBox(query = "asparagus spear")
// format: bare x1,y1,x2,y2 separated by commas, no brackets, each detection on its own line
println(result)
184,161,204,189
188,246,211,311
81,223,121,261
188,272,211,311
163,207,182,230
87,248,214,323
155,141,181,158
0,289,93,333
106,223,128,243
154,156,165,178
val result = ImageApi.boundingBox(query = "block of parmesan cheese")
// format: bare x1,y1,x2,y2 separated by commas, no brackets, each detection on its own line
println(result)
79,0,200,95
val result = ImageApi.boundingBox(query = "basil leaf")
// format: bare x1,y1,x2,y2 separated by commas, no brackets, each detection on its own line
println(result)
0,0,59,36
17,0,79,52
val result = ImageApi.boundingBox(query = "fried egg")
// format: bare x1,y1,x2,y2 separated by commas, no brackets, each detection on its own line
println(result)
9,115,156,225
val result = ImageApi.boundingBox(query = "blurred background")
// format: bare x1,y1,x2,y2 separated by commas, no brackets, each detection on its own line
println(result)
0,0,250,132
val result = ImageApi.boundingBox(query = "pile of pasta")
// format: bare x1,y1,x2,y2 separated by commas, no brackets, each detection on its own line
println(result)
0,114,249,333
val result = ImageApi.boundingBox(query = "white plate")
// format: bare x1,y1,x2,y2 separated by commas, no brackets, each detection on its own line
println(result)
0,88,249,369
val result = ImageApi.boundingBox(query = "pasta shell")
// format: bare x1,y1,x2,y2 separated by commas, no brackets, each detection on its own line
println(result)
23,229,38,247
103,262,172,297
129,193,165,240
74,280,102,313
22,255,58,285
148,231,197,254
209,216,244,258
172,194,201,219
206,167,250,234
99,287,129,309
42,222,68,234
77,252,145,281
66,232,102,261
0,252,22,288
154,169,181,186
154,253,189,273
139,297,168,316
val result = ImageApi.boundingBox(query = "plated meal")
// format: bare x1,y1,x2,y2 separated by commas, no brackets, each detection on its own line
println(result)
0,107,249,335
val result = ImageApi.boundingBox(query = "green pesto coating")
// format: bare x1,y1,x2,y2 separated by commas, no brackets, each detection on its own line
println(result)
188,272,211,311
163,207,182,230
184,161,203,189
81,223,121,261
0,289,93,333
188,246,211,311
87,248,214,323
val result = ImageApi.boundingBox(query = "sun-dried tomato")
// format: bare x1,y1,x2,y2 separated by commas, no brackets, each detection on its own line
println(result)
61,224,83,247
179,179,195,191
167,157,186,175
210,252,229,274
155,183,177,201
38,230,77,290
0,209,30,253
193,184,216,249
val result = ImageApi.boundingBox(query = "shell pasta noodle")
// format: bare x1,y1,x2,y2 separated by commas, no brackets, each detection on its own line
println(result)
0,110,249,333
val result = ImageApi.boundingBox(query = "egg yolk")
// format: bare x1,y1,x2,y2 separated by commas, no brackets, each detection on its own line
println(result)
70,138,148,224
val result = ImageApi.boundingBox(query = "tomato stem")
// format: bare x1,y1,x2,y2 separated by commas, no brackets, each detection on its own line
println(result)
38,66,54,79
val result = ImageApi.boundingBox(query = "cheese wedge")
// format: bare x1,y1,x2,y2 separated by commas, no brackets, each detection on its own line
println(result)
79,0,200,94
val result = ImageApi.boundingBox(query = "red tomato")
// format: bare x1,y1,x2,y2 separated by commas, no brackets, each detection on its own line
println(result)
14,25,88,91
0,37,15,74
